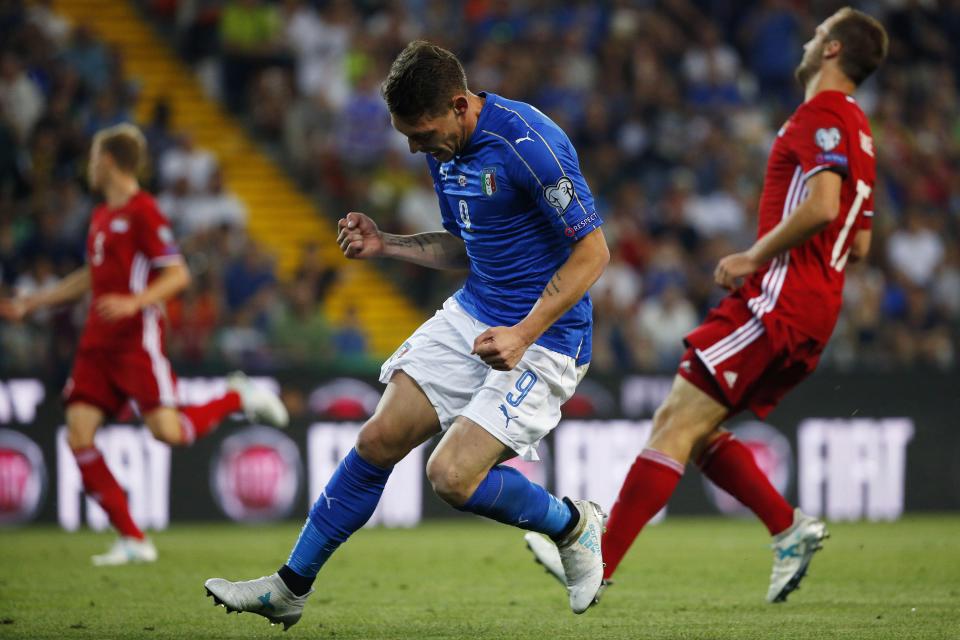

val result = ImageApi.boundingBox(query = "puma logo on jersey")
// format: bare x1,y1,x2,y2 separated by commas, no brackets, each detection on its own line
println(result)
499,403,519,430
515,131,534,144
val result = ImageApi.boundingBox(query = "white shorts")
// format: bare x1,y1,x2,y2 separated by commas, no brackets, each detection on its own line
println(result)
379,297,587,461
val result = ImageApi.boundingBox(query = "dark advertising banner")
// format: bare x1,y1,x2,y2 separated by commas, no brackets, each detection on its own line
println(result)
0,371,957,532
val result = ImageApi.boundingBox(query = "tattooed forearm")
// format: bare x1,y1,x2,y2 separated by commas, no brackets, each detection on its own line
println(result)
383,232,468,270
543,272,562,297
385,234,427,252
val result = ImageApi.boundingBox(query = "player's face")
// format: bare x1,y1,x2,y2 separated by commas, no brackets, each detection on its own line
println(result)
796,15,837,87
392,108,465,163
87,142,105,190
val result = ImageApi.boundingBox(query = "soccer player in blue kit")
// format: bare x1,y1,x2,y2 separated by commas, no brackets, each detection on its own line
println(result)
204,41,611,628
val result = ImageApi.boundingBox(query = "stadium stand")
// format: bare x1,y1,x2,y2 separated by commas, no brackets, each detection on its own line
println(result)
1,0,957,376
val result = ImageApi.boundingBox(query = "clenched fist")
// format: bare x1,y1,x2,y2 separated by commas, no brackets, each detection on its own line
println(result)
714,252,761,291
337,212,385,259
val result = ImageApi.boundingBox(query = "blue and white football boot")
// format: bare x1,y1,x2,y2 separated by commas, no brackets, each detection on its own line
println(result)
526,499,607,614
205,573,309,631
767,508,829,603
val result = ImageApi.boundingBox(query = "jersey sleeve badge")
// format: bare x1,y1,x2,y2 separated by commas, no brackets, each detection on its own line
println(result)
815,127,841,151
158,225,175,245
544,176,575,213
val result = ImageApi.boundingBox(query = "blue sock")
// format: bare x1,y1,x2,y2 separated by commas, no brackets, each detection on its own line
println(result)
284,448,392,579
459,465,574,538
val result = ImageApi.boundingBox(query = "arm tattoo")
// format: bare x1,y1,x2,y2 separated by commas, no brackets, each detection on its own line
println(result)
385,232,466,268
386,235,427,252
543,272,562,297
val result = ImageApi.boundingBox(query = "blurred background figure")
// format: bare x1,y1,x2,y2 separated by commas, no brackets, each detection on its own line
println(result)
0,0,956,378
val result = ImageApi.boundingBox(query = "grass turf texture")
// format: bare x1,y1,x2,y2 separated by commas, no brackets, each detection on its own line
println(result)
2,516,958,639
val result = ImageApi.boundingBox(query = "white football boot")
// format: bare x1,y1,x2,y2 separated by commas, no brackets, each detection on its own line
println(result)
525,531,612,607
91,536,158,566
547,499,607,614
228,372,289,428
205,573,310,631
767,508,829,603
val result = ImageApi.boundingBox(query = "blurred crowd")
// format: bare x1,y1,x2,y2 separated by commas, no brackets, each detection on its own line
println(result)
2,0,958,378
152,0,958,373
0,0,361,376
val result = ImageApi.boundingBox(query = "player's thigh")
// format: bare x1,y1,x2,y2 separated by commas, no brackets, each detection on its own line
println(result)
459,345,578,463
378,301,486,432
143,407,184,446
113,348,178,415
65,402,106,449
426,415,514,504
63,349,125,422
649,375,729,447
356,370,442,467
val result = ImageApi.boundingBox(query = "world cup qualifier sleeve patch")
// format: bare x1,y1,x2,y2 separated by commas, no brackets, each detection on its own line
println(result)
503,118,601,241
791,108,851,179
815,127,841,151
544,177,575,213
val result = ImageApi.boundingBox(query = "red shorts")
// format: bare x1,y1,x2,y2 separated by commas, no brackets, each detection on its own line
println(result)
63,347,178,417
678,295,825,419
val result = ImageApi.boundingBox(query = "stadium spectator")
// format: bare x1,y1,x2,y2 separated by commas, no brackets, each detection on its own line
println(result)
167,272,221,363
159,133,218,193
331,304,367,359
219,0,287,112
281,0,353,108
0,51,44,142
2,0,958,376
635,284,698,370
293,242,337,305
26,0,71,47
142,98,177,180
63,25,111,92
270,278,332,366
165,169,247,237
223,241,278,340
887,210,946,288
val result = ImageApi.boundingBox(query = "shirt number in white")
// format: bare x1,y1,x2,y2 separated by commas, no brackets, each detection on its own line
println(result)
458,199,472,231
830,178,872,272
91,231,105,266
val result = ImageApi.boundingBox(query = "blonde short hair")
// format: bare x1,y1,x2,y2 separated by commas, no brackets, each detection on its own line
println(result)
92,123,147,175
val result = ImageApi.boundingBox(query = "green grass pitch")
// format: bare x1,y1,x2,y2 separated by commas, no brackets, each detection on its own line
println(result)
2,516,959,639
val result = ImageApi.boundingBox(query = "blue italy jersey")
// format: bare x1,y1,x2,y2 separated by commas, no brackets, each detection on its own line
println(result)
426,92,603,364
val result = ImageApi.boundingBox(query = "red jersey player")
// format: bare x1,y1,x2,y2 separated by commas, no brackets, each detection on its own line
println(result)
0,124,288,565
526,8,888,609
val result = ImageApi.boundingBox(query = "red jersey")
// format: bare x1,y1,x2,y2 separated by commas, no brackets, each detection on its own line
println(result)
739,90,876,343
79,191,183,351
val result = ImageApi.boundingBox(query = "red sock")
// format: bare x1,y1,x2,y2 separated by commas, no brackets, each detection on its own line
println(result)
178,391,242,444
602,449,684,579
73,447,144,540
697,432,794,535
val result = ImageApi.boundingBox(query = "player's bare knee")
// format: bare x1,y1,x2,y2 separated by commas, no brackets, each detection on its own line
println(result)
652,395,687,437
151,428,183,446
425,455,474,507
651,396,712,452
66,406,99,449
355,418,410,468
144,410,187,446
66,423,94,450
